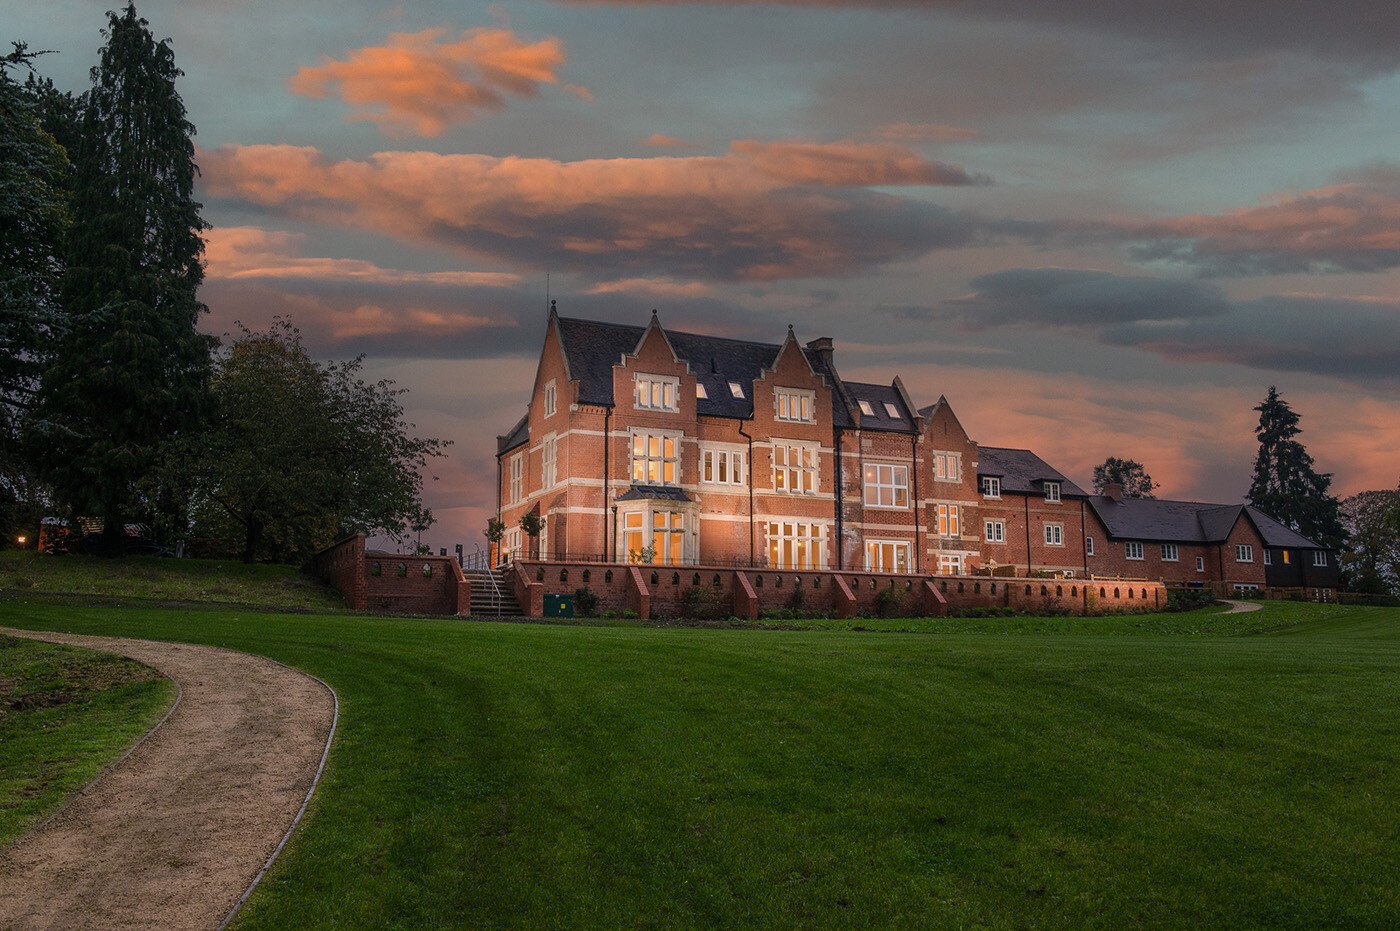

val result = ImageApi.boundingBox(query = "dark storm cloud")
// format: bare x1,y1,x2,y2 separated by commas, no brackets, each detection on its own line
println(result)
939,268,1231,328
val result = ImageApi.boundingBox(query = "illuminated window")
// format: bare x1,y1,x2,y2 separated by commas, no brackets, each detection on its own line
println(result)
1161,543,1179,561
728,381,745,399
933,452,961,482
981,477,1001,498
701,447,744,485
883,402,901,418
1236,544,1254,562
1086,535,1095,556
1125,541,1144,560
767,521,824,569
985,520,1005,543
508,453,523,504
696,383,708,399
775,388,815,423
542,437,557,488
863,463,909,508
1282,550,1291,565
773,442,817,494
634,374,679,412
631,432,679,485
938,553,963,575
543,380,557,417
865,540,911,573
623,512,645,563
1044,523,1064,546
857,399,875,417
1044,481,1061,503
936,504,960,537
652,510,685,565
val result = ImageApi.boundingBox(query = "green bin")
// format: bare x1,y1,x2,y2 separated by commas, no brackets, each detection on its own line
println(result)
543,594,574,618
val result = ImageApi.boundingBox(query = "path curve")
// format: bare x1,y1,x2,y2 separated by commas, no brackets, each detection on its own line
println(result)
1220,599,1263,614
0,627,335,930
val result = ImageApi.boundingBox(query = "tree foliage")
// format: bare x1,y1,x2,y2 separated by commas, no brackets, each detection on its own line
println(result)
1092,457,1158,498
1246,387,1346,550
1339,488,1400,595
0,45,70,539
173,321,446,563
30,4,213,549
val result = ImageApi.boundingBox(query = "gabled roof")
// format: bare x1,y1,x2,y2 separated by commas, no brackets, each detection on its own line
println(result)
498,412,529,454
977,447,1089,497
1086,496,1329,549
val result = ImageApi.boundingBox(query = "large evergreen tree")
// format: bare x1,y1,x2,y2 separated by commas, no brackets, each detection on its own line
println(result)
31,5,213,551
1246,387,1345,550
0,45,70,540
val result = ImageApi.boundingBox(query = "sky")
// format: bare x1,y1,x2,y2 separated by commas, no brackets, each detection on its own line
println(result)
12,0,1400,553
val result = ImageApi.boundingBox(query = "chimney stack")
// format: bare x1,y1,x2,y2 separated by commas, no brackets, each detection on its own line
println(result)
806,336,835,371
1104,482,1124,503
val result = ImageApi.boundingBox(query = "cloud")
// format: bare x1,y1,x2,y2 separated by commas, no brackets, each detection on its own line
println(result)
289,27,572,136
642,133,691,148
205,226,522,287
934,267,1400,382
585,277,714,298
1116,166,1400,276
200,141,995,280
875,122,980,143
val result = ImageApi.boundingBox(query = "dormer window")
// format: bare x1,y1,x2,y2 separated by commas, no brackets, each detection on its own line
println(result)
635,374,679,412
728,382,744,399
775,388,815,423
981,476,1001,498
883,402,901,418
1044,481,1061,503
696,383,708,399
857,400,875,417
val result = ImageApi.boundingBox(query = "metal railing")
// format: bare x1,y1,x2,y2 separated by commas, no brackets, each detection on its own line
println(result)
461,546,508,616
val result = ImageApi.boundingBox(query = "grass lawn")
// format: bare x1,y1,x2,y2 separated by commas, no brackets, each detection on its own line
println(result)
0,633,175,847
0,550,344,612
0,595,1397,927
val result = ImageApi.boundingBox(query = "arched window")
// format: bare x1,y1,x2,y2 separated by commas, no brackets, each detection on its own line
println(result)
974,582,981,594
535,568,544,582
1100,587,1106,598
1114,588,1121,598
991,583,997,595
371,561,381,577
941,580,948,592
693,573,701,586
651,571,659,586
1141,588,1148,600
755,575,763,588
604,569,613,585
582,569,590,583
1025,584,1032,595
423,563,433,578
1071,586,1077,597
396,562,407,578
671,572,680,586
957,582,964,593
1127,587,1134,599
712,573,721,587
1041,585,1048,596
560,569,568,583
1056,585,1062,597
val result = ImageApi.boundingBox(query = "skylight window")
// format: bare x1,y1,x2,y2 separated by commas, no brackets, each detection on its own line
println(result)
883,402,901,418
728,382,744,399
857,400,875,416
696,383,708,399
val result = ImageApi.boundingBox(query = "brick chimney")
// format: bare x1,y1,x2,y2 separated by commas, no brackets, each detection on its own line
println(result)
1103,482,1124,502
806,336,835,370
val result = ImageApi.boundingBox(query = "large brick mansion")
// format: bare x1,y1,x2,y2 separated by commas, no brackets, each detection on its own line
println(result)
496,307,1336,594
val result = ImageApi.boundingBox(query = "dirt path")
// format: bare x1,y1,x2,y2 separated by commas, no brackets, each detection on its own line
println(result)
1220,599,1263,614
0,628,335,930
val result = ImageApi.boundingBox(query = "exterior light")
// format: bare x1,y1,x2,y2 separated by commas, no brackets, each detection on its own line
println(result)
16,535,27,546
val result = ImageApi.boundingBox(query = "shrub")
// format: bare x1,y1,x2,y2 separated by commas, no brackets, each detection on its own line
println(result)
680,584,729,621
574,587,599,617
874,587,906,618
1165,588,1217,612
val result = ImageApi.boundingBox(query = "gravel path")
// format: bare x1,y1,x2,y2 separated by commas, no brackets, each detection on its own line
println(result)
0,628,335,930
1220,599,1263,614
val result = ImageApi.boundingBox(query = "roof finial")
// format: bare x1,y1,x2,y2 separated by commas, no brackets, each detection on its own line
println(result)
787,323,795,337
651,308,659,318
550,298,557,315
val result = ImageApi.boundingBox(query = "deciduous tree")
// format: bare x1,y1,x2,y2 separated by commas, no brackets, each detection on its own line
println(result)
1092,457,1158,498
1339,488,1400,595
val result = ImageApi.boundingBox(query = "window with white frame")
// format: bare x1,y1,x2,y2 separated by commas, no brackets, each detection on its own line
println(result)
1086,535,1095,556
634,374,679,412
1125,541,1144,560
1263,549,1272,566
652,510,685,565
501,527,522,564
865,540,911,573
508,453,524,504
1044,481,1061,502
775,388,815,423
933,452,961,482
985,520,1005,543
1044,523,1064,546
863,463,909,508
1313,550,1327,567
1161,543,1179,562
981,476,1001,498
696,383,708,400
1236,544,1254,562
883,401,902,418
1196,555,1205,572
631,432,679,485
857,399,875,417
542,437,557,488
938,553,963,575
936,504,960,537
773,442,818,494
543,380,557,417
767,521,824,569
700,446,744,486
728,381,745,399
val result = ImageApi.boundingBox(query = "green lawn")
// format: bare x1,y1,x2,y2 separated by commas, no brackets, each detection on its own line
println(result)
0,633,175,847
0,550,344,611
0,596,1396,928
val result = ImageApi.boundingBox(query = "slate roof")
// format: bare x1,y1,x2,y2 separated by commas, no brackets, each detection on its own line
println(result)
1086,496,1328,549
843,381,916,432
976,447,1089,497
498,412,530,454
615,485,694,502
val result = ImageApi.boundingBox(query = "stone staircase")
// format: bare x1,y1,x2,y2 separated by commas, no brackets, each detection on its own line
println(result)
465,568,524,617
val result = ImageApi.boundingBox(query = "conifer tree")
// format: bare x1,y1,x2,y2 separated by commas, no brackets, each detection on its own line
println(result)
32,5,213,551
1247,387,1345,549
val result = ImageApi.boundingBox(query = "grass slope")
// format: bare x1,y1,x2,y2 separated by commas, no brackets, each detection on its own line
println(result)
0,634,175,847
0,550,343,612
0,597,1396,927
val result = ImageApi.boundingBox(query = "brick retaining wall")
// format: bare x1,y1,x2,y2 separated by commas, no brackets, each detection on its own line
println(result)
312,536,471,616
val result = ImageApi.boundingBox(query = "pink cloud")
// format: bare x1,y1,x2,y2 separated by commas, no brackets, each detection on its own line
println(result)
875,121,981,142
289,27,571,136
585,277,714,298
642,132,691,148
